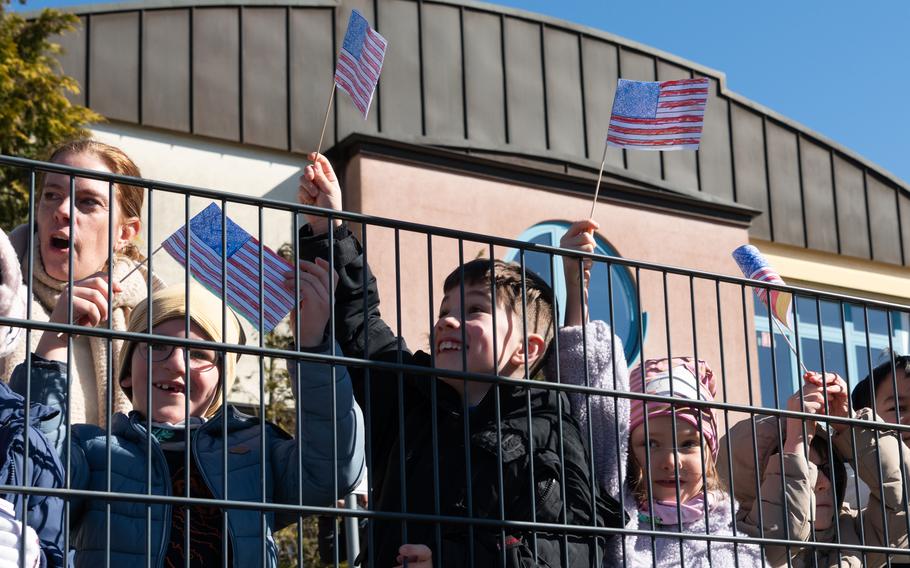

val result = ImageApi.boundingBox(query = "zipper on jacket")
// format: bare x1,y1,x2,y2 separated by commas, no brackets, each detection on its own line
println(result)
192,413,240,566
535,478,557,511
130,417,172,568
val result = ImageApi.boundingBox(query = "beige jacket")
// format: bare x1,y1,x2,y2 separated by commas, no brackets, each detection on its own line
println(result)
719,410,910,568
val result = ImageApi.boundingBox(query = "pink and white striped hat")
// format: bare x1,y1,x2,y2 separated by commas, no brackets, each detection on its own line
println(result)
629,357,719,458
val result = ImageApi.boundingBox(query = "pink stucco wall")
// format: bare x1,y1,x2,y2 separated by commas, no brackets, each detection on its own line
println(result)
344,154,763,426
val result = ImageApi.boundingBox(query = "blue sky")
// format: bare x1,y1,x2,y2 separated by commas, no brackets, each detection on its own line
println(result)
13,0,910,185
496,0,910,185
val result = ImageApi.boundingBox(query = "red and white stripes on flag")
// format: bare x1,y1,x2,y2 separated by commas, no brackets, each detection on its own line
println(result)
607,77,709,151
334,10,388,119
161,203,296,333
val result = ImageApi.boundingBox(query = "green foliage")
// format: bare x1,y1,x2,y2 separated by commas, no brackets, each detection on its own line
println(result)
0,3,102,230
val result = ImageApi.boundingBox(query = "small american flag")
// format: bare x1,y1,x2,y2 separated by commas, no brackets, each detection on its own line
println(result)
607,78,709,151
732,245,793,328
162,203,295,333
335,10,388,120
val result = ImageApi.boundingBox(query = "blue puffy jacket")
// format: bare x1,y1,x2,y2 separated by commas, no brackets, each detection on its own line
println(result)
0,380,66,568
11,341,365,568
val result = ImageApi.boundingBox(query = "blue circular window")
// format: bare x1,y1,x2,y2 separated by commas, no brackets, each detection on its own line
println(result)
507,222,645,364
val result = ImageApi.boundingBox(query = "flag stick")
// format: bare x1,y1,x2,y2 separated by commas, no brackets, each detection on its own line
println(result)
315,82,337,158
118,244,163,284
770,315,810,375
588,139,609,219
56,244,163,338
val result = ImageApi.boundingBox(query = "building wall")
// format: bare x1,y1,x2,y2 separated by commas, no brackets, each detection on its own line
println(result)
348,154,763,423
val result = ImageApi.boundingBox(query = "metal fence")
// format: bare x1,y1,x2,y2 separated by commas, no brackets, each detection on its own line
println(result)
0,153,908,567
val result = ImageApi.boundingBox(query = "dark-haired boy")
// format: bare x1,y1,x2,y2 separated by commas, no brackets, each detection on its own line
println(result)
296,154,623,567
853,352,910,442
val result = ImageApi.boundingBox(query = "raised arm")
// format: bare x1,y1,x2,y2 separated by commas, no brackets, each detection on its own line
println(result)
276,253,364,505
547,319,630,501
559,219,598,328
295,153,405,362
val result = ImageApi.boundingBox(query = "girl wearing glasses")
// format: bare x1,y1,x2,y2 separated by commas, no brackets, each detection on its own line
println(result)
12,275,365,567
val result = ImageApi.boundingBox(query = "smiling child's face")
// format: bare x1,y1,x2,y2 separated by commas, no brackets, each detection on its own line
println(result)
630,414,709,504
124,318,221,423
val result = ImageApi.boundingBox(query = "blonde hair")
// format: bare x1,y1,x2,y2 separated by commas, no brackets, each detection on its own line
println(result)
627,436,724,506
41,139,145,261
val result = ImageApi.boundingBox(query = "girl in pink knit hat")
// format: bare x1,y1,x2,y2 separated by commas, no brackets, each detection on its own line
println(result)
625,357,764,567
555,222,764,566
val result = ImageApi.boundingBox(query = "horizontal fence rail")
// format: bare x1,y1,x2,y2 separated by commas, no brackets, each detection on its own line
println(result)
0,153,908,568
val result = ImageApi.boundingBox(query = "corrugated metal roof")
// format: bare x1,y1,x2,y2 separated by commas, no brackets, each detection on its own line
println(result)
40,0,910,266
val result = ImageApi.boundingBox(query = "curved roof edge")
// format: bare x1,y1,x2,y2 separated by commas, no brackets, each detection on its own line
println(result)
30,0,905,192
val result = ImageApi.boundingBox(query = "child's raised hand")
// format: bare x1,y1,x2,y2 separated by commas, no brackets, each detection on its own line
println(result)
283,257,339,348
560,219,599,327
298,152,343,235
804,371,851,431
394,544,432,568
784,372,850,450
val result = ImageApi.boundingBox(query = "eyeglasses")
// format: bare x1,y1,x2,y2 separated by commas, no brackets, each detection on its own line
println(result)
136,342,220,371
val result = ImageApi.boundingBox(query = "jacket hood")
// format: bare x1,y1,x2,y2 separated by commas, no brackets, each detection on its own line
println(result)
0,381,58,425
719,414,847,512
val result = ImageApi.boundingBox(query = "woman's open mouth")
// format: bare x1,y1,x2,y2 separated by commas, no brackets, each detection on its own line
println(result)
49,235,70,251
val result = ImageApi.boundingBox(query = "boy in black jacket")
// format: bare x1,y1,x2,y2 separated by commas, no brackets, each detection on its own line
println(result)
295,153,623,568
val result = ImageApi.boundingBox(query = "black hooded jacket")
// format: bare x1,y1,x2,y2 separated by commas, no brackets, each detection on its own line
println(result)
299,224,624,568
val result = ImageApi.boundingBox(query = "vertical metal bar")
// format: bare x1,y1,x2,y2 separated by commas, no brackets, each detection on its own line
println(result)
456,239,476,564
358,221,375,568
688,275,714,565
220,201,229,564
62,172,75,564
578,256,600,563
488,245,506,566
19,168,36,568
715,280,742,563
183,191,192,568
517,250,538,561
104,178,115,568
292,211,304,568
548,251,570,566
766,284,795,562
606,260,626,563
427,235,443,557
839,301,866,566
860,305,890,568
814,297,843,565
327,216,340,567
144,175,154,568
661,270,685,565
394,229,410,555
740,284,767,561
635,267,657,563
259,205,267,566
